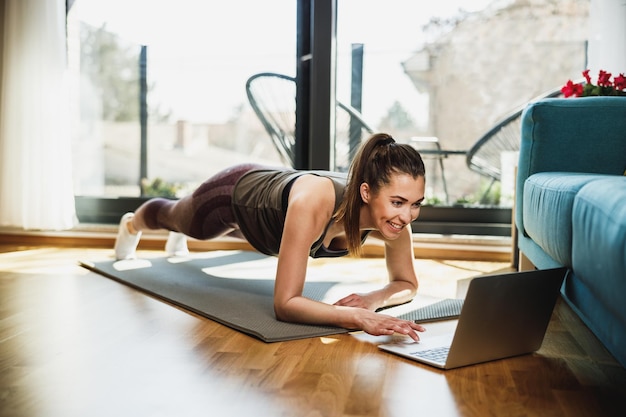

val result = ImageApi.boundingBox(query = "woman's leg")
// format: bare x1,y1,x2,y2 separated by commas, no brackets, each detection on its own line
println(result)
114,163,264,259
132,163,264,239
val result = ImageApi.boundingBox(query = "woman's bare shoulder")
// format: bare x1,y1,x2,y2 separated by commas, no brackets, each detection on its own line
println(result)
282,174,337,242
288,174,336,210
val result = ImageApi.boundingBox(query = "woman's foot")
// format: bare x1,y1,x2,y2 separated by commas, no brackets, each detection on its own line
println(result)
165,232,189,257
114,213,142,260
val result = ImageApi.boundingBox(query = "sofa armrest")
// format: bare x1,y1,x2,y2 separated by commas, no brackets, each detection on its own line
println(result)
515,97,626,235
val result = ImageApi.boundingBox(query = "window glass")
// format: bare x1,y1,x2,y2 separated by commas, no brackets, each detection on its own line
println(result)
336,0,588,207
68,0,295,198
68,0,589,212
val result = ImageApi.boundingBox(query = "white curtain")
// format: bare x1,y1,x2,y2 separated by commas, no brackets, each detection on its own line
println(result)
0,0,77,230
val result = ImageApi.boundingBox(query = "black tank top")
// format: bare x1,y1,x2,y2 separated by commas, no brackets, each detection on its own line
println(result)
231,169,368,258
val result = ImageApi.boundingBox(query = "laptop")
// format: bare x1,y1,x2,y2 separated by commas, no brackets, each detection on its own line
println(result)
378,267,568,369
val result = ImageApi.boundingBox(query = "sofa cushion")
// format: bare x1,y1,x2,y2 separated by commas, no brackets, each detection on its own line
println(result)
522,173,610,266
572,176,626,330
515,97,626,239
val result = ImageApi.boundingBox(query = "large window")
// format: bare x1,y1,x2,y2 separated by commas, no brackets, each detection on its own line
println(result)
68,0,589,233
68,0,295,203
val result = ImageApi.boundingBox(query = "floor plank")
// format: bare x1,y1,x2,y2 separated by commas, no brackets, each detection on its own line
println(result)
0,245,624,417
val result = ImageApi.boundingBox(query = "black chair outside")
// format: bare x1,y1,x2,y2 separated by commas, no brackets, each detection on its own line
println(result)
247,72,564,203
415,85,564,204
245,72,374,170
464,86,564,201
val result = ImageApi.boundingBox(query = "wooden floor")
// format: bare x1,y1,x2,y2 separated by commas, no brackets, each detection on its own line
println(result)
0,244,624,417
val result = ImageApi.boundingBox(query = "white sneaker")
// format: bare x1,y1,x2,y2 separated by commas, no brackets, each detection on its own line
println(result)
114,213,142,260
165,231,189,257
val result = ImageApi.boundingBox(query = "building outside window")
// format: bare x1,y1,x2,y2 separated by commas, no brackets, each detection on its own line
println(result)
336,0,588,206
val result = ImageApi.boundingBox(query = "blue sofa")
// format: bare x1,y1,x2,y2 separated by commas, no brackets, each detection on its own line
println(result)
516,97,626,367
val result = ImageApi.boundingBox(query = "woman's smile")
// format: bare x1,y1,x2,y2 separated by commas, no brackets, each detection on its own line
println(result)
388,220,405,232
361,173,425,239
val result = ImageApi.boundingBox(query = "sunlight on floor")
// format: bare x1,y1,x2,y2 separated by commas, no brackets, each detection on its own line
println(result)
0,246,509,300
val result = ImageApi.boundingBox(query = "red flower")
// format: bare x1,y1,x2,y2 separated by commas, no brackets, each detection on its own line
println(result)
561,80,584,97
563,68,626,97
614,73,626,91
597,70,612,87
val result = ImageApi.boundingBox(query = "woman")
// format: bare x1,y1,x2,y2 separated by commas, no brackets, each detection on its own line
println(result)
114,133,427,340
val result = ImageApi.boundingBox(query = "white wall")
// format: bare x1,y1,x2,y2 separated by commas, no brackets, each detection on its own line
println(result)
588,0,626,74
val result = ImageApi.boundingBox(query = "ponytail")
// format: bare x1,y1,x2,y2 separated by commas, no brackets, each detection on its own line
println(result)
334,133,425,256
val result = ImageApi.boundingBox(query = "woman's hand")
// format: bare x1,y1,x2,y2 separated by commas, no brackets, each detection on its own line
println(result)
356,309,425,342
335,293,426,341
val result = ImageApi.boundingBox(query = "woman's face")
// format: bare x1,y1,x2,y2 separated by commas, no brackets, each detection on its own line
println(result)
360,173,425,239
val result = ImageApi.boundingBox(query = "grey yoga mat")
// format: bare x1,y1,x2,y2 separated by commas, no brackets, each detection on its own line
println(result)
81,251,463,342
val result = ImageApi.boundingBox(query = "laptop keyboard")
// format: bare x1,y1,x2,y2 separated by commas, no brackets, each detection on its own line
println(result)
410,346,450,363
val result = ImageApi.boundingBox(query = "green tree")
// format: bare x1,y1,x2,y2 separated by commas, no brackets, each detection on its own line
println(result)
80,23,139,121
80,23,171,122
378,100,416,130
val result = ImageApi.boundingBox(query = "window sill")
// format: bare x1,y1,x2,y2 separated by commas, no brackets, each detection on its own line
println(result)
0,225,512,263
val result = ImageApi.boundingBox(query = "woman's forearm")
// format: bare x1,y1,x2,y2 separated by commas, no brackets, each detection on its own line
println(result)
275,293,425,341
275,278,418,327
275,295,361,329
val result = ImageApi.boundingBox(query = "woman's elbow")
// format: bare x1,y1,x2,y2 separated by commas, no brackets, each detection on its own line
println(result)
397,279,418,301
273,301,291,322
402,285,418,302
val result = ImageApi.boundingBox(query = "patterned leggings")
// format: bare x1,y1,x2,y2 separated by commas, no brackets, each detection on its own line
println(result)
133,163,266,240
